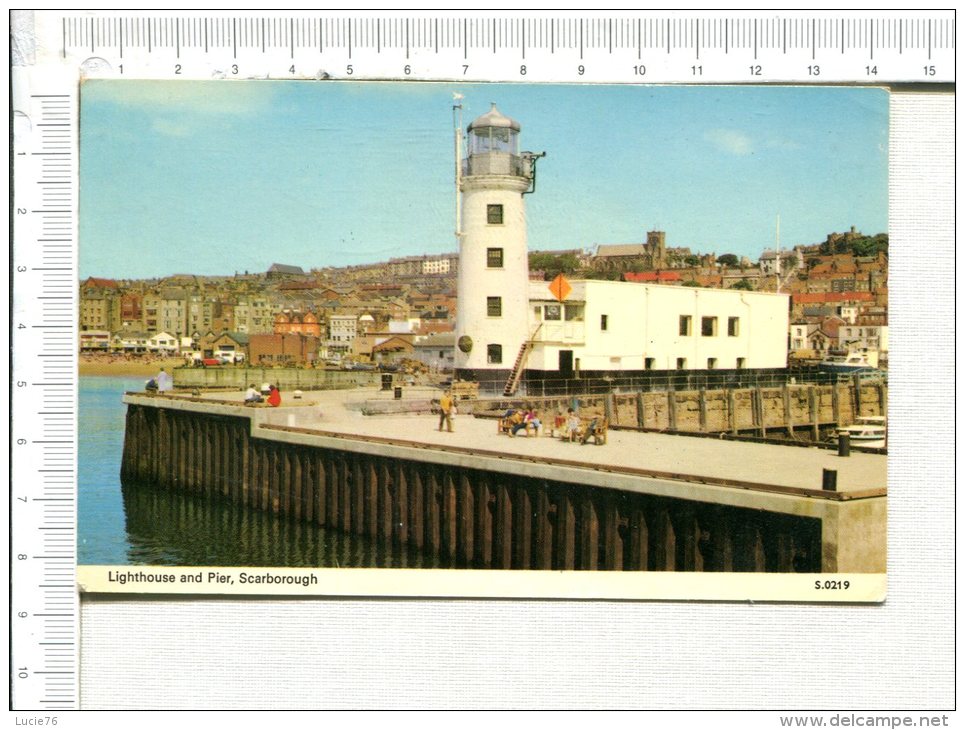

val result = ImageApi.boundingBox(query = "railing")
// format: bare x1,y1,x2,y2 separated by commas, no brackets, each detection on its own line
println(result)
462,152,527,177
470,367,887,397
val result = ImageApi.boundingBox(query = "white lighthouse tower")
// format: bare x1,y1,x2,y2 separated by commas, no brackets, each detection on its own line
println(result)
454,103,544,384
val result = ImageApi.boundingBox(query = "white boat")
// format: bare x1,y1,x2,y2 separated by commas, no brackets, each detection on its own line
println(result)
819,351,879,373
833,416,887,449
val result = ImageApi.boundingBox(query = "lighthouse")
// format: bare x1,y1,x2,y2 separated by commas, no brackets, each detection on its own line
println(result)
454,103,544,384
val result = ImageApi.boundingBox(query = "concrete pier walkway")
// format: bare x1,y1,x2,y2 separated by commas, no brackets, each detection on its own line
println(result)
186,385,885,497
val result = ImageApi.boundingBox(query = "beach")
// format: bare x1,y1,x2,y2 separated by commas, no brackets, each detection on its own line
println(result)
79,354,186,377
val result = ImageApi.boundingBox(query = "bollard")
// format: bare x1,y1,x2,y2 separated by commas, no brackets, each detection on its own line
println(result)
837,432,851,457
822,468,838,492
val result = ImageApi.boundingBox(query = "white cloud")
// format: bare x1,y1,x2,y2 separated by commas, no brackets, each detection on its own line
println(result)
704,128,753,156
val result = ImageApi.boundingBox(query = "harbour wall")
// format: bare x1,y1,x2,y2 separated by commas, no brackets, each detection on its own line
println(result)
172,367,381,391
480,381,887,441
120,395,885,573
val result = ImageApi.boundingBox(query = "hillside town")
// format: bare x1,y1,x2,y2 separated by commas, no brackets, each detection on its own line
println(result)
79,226,888,372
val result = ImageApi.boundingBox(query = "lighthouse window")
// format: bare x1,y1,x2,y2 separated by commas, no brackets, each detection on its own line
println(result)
487,204,504,225
487,248,504,268
543,304,561,321
600,314,608,330
728,317,740,336
487,344,503,364
487,296,502,317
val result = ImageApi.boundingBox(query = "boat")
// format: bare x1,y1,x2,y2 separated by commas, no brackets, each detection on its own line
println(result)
831,416,887,449
819,351,879,373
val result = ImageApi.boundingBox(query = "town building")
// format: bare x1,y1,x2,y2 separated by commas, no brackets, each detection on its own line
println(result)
592,231,668,272
248,333,320,366
413,332,456,372
274,310,321,338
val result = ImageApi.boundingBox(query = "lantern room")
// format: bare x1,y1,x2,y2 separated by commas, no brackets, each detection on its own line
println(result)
465,103,526,177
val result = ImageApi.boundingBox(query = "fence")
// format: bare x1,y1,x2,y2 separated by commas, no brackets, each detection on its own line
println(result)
475,367,886,398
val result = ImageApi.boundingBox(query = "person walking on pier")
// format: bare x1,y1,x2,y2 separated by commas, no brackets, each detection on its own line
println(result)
156,368,173,393
438,389,455,433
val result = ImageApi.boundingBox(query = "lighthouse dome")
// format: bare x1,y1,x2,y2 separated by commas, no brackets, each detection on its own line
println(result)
467,103,520,133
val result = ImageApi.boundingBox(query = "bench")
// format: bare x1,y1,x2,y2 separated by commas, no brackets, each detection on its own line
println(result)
450,380,479,401
498,415,538,437
564,415,608,445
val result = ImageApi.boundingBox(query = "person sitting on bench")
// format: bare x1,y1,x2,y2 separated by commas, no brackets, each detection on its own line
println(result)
580,417,600,445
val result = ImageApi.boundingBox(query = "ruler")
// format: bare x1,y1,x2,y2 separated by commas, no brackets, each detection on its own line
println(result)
8,9,953,711
11,67,80,710
33,11,957,82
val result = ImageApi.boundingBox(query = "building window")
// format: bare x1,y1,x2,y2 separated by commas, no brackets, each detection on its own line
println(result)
645,358,656,370
600,314,608,331
702,317,718,336
707,357,717,369
728,317,740,337
676,357,687,370
736,357,746,369
564,305,584,322
487,296,502,317
679,315,692,336
487,344,503,364
487,204,504,225
544,304,561,321
487,247,504,268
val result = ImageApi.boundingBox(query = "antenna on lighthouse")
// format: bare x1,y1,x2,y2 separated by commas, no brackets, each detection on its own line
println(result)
453,93,465,240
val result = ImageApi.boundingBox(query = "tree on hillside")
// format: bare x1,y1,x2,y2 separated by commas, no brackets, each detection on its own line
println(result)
717,253,739,267
528,252,580,280
731,278,754,291
852,234,888,257
682,280,701,287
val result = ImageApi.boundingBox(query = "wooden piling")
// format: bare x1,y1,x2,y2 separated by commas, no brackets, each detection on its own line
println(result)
808,386,820,441
119,402,831,574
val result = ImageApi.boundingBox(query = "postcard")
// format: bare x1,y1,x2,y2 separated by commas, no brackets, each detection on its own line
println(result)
74,80,889,601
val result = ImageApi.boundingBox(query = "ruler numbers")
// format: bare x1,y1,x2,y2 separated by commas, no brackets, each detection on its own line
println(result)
12,88,79,710
60,14,954,82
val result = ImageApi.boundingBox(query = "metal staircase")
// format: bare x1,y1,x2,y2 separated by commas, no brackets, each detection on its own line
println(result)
503,324,542,396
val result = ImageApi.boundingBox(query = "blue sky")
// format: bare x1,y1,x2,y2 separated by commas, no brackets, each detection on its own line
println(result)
80,80,888,279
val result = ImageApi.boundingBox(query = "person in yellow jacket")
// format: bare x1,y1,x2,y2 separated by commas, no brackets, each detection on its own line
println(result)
438,390,454,433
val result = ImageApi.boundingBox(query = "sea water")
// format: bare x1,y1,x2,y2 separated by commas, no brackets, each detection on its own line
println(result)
79,376,444,568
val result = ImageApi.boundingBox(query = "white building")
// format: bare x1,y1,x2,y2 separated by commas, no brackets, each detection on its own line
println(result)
328,314,358,343
522,280,788,374
148,331,179,353
422,257,451,275
837,324,888,357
